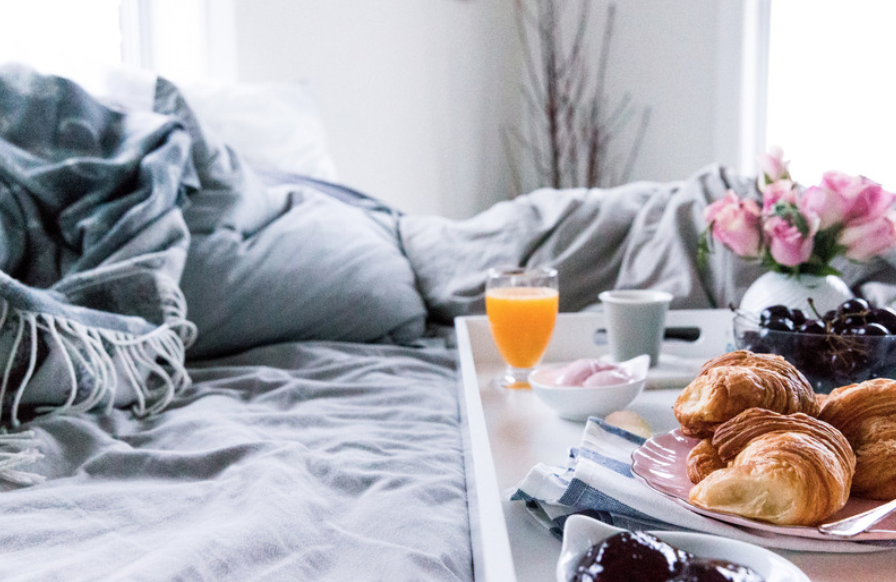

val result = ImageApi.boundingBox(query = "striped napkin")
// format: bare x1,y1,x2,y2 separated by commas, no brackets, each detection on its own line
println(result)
511,417,896,553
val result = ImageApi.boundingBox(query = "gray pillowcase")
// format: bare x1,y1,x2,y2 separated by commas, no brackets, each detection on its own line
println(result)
149,76,426,359
180,184,427,359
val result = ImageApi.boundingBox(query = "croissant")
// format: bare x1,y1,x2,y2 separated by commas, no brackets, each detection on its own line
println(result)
686,438,724,484
688,408,855,526
819,378,896,500
674,350,818,439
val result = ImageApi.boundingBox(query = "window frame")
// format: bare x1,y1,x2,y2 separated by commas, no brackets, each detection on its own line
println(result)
121,0,236,82
714,0,771,178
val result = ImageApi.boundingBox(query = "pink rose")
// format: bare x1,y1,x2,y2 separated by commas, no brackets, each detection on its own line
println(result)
704,191,763,257
757,146,790,190
762,179,797,214
800,184,845,230
819,171,895,227
764,215,817,267
838,211,896,261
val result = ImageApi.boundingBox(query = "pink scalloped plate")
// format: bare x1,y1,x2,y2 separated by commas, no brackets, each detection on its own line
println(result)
630,429,896,542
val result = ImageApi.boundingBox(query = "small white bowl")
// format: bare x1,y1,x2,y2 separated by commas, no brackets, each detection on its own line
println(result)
528,355,649,421
557,514,810,582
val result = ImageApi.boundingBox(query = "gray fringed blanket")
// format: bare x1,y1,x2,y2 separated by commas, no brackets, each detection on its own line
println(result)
0,66,196,481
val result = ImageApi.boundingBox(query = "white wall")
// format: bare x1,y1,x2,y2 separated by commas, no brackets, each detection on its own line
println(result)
607,0,726,182
227,0,748,218
232,0,520,218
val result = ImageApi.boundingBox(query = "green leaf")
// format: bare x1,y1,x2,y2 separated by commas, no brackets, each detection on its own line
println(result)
771,200,810,236
811,226,847,266
696,225,713,272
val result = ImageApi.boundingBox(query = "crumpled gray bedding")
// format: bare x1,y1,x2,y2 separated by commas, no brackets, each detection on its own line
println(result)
0,66,468,582
401,165,896,323
0,340,470,582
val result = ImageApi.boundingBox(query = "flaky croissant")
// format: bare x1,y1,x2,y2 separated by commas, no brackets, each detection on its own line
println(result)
819,378,896,500
686,438,724,484
674,351,818,439
687,408,855,526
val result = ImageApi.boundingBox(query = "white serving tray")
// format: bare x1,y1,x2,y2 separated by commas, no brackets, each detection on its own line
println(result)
455,309,734,582
455,309,896,582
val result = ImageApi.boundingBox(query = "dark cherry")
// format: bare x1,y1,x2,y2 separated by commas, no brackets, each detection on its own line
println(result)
847,323,890,336
831,318,853,335
838,313,867,329
830,349,861,376
838,298,870,315
764,317,795,332
789,309,808,327
794,336,828,367
798,319,826,335
868,323,890,336
823,310,838,322
760,305,792,327
870,307,896,333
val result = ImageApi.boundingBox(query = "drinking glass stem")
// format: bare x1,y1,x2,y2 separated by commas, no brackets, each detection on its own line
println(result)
501,365,533,389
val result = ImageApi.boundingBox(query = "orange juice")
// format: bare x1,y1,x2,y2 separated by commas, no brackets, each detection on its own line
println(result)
486,286,559,368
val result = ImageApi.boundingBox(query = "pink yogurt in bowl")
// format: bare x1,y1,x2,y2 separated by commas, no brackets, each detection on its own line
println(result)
538,358,635,387
528,355,649,421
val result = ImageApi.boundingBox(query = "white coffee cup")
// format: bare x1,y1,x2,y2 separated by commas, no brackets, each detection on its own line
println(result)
598,289,674,367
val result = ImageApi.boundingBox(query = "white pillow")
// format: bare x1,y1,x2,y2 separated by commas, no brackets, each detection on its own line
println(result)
179,80,339,181
71,65,339,182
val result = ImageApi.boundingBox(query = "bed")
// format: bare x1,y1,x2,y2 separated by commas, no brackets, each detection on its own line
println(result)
0,63,894,581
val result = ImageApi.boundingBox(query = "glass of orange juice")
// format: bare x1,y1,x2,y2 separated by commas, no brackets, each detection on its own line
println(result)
485,266,559,389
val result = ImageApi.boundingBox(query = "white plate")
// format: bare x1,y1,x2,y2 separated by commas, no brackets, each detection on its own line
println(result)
557,513,810,582
630,429,896,542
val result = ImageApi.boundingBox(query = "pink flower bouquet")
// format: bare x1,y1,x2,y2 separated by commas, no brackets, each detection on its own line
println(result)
699,147,896,276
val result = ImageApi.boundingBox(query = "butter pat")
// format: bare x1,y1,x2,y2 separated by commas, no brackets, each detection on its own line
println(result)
604,410,652,439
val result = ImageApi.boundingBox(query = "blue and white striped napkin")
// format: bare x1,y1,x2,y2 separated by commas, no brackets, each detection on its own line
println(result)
511,417,896,552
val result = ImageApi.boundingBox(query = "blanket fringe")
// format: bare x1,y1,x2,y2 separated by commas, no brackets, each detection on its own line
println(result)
0,297,198,428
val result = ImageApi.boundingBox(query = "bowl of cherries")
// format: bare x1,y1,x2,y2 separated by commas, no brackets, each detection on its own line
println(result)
734,298,896,393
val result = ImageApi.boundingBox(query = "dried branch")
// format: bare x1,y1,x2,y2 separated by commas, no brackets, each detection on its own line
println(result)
503,0,650,193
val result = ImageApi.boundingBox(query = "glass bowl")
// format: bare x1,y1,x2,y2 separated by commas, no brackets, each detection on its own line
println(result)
733,314,896,393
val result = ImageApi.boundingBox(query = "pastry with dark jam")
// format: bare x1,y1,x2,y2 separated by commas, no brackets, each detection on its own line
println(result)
572,530,764,582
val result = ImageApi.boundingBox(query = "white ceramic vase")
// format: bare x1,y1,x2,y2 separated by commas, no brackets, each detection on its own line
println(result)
739,271,853,317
